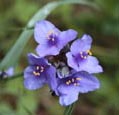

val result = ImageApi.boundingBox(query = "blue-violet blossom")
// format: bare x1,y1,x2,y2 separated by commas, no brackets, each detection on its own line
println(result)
56,71,100,106
24,53,57,91
0,67,14,78
34,20,77,57
66,34,103,74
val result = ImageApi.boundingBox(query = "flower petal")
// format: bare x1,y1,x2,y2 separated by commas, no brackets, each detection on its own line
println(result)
57,83,79,95
5,67,14,77
66,52,103,74
34,20,57,44
79,56,103,73
66,52,79,71
24,66,34,79
28,53,48,65
59,92,79,106
56,71,100,106
36,44,59,57
76,71,100,93
58,29,77,49
46,66,57,92
57,82,79,106
24,75,47,90
71,34,92,55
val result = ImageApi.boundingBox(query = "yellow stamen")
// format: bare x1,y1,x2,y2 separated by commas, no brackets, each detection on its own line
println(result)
37,73,40,76
66,81,70,85
47,30,54,39
33,71,40,76
36,66,39,70
87,50,92,56
52,38,55,41
81,55,84,58
72,78,75,82
40,66,44,70
40,69,44,72
76,77,81,81
40,66,44,72
68,80,71,84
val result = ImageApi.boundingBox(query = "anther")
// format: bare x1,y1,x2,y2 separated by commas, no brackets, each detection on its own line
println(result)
66,81,70,85
33,71,36,75
40,66,44,70
36,66,39,70
33,71,40,76
51,38,55,41
81,55,84,58
37,73,40,76
76,77,81,81
47,30,53,38
40,66,44,72
72,78,75,82
68,80,71,84
40,69,44,72
87,50,92,56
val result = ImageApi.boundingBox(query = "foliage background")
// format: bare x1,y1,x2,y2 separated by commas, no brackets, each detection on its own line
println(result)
0,0,118,115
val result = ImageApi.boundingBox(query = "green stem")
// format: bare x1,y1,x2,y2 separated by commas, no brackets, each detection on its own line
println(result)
64,103,75,115
1,27,34,31
0,73,23,81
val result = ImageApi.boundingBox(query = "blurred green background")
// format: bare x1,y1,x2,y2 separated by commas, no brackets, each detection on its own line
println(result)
0,0,118,115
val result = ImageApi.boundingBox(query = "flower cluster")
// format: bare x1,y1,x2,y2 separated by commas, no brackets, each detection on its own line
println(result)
23,20,103,106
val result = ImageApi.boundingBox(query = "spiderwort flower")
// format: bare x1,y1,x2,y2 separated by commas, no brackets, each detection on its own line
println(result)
66,34,103,74
56,71,100,106
34,20,77,57
24,53,57,91
0,67,14,79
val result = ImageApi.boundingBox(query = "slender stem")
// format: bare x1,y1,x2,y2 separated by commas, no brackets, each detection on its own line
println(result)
0,73,23,81
0,27,34,32
64,103,75,115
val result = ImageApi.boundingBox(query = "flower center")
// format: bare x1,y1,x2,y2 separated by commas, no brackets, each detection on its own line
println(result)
65,77,81,86
47,30,58,46
33,66,44,76
79,50,92,59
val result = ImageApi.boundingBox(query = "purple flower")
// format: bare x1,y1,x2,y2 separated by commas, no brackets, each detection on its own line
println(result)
0,67,14,79
24,53,57,91
66,34,103,74
56,71,100,106
34,20,77,57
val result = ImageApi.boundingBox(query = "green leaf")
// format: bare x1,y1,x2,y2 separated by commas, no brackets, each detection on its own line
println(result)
27,0,100,29
0,103,16,115
0,0,100,69
0,30,33,69
17,93,38,115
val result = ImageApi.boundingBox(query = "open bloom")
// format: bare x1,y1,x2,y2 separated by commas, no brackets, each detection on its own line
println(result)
56,71,100,106
24,53,57,91
66,34,103,74
0,67,14,79
34,20,77,57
